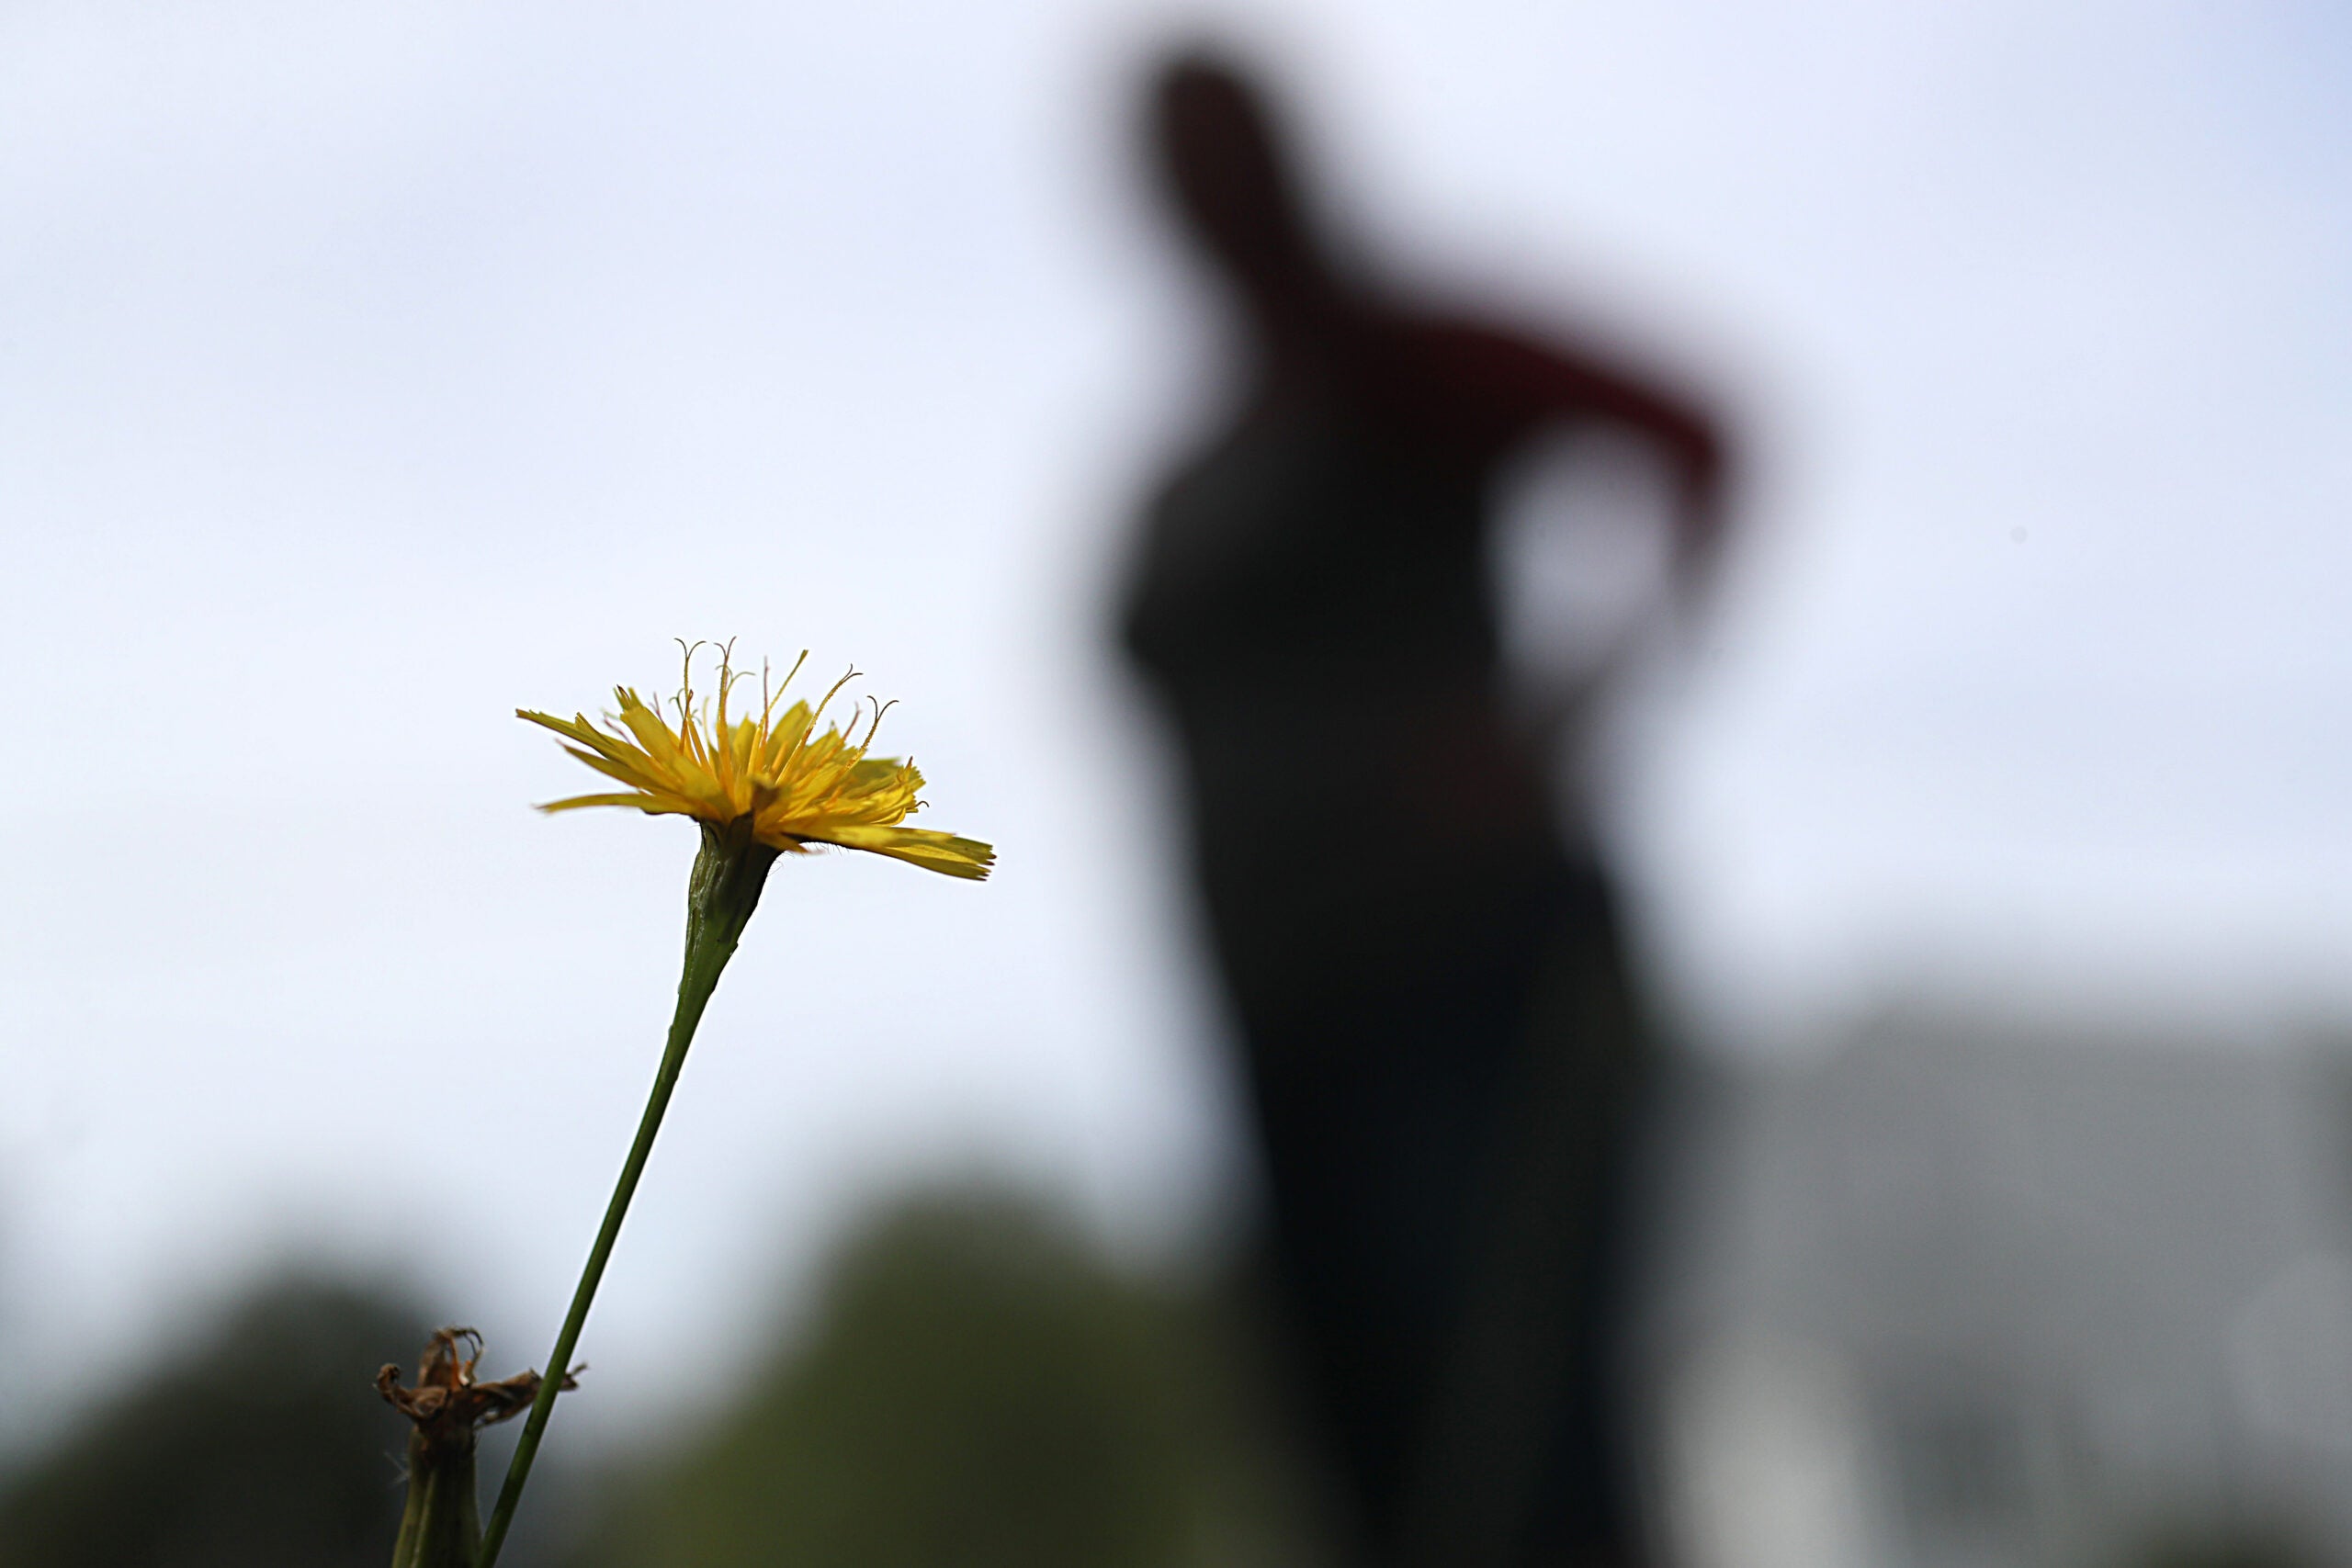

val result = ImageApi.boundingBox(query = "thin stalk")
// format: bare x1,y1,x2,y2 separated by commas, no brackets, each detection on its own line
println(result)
390,1427,482,1568
477,823,777,1568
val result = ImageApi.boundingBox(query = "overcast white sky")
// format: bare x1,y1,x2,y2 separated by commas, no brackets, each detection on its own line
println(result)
2,0,2347,1441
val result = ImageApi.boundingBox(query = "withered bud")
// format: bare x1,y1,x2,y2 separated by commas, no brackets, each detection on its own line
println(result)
378,1330,581,1568
377,1327,578,1452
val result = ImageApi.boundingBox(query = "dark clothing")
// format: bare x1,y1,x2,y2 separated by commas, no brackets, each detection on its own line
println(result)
1124,305,1656,1567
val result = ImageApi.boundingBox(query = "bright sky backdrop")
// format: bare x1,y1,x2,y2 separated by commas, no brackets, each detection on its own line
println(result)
3,0,2346,1442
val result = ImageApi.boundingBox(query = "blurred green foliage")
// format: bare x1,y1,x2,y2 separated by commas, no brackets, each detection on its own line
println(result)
2108,1520,2327,1568
0,1188,1322,1568
0,1277,428,1568
577,1189,1325,1568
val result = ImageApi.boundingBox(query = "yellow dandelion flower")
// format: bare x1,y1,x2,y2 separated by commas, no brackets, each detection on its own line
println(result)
488,645,996,1566
518,641,993,881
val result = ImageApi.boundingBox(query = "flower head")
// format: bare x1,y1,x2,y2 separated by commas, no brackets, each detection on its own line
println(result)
519,641,993,880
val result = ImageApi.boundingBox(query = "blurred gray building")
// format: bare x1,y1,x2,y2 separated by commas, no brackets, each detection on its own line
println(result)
1651,1009,2352,1568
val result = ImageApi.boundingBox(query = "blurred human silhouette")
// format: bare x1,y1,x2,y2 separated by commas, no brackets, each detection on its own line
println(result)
1120,48,1732,1568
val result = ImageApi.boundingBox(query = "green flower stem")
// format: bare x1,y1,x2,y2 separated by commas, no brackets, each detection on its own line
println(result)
477,819,781,1568
391,1426,483,1568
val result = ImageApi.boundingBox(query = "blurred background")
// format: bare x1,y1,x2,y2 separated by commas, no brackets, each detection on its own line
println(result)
3,3,2349,1565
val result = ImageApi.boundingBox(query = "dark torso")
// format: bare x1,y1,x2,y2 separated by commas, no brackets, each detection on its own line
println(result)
1122,300,1650,1566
